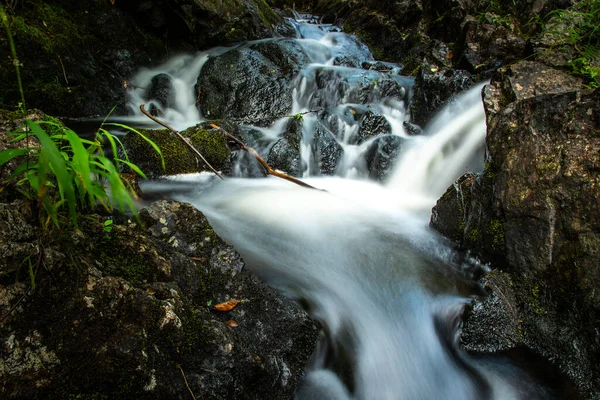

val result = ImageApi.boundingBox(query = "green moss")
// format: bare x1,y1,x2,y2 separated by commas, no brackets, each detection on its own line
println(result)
123,126,230,177
488,219,505,250
254,0,281,28
466,228,481,244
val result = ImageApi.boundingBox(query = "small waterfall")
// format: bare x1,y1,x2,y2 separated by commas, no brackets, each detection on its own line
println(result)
134,15,557,400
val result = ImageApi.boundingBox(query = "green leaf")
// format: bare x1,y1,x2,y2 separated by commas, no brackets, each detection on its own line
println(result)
96,155,137,216
117,158,147,179
0,147,28,166
104,123,165,170
63,128,95,207
27,120,78,227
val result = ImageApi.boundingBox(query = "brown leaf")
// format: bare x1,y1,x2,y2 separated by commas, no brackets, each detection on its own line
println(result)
213,299,240,312
226,320,239,328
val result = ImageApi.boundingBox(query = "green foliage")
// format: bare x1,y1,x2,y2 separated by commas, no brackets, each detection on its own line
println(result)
0,118,163,229
1,4,163,230
103,219,113,233
545,0,600,87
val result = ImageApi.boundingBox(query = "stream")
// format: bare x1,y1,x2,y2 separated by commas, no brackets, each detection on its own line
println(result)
125,13,564,400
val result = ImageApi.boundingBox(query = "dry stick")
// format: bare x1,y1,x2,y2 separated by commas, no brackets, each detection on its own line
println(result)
209,123,322,191
178,365,201,400
139,104,225,180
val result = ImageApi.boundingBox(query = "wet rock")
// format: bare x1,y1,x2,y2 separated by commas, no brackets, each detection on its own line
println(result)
365,135,403,182
403,121,423,136
432,61,600,397
357,110,391,143
268,138,302,176
307,67,412,110
122,124,231,178
197,39,311,124
460,270,521,353
410,60,475,127
147,73,175,111
0,199,319,399
330,34,374,68
312,123,344,175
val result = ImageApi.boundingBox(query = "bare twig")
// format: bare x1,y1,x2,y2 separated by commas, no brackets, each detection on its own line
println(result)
178,365,202,400
209,123,323,191
57,55,68,84
140,104,225,180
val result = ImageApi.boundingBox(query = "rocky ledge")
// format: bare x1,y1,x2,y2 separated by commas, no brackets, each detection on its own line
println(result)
431,62,600,397
0,198,319,399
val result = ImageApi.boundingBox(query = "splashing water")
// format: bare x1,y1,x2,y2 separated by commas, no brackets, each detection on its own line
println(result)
135,15,561,400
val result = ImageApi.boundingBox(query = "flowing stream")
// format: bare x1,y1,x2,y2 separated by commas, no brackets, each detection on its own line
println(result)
128,13,562,400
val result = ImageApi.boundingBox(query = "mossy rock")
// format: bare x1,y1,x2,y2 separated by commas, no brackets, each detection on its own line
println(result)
0,1,166,117
122,125,231,178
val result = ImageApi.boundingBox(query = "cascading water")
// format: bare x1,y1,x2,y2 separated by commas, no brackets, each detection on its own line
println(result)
131,13,562,400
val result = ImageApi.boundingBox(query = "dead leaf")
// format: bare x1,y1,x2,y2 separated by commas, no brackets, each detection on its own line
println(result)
226,320,239,328
213,299,240,312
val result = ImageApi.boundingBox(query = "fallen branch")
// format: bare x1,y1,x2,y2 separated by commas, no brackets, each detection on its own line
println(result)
209,123,322,191
139,104,225,180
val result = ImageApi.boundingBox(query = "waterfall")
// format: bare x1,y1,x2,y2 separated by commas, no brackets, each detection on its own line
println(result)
133,14,557,400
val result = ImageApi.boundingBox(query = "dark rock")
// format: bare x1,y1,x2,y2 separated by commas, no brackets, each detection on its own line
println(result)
410,61,475,127
455,17,527,76
122,124,231,178
357,110,391,143
197,39,311,124
403,121,423,136
118,0,284,50
330,33,374,68
306,67,412,111
267,138,302,176
0,1,167,118
0,199,319,399
147,73,175,110
421,0,468,43
312,123,343,175
432,61,600,397
365,135,403,182
461,270,521,353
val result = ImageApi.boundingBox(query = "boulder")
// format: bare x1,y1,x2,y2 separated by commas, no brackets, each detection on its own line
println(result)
431,61,600,397
0,199,319,399
312,122,343,175
147,73,176,111
306,67,412,110
365,135,403,182
197,38,311,124
357,110,391,143
409,60,474,127
267,138,302,176
122,124,231,178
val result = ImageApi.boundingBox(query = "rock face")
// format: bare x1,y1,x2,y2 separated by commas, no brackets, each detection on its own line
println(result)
431,61,600,397
0,0,286,118
0,199,319,399
119,0,283,50
0,1,166,118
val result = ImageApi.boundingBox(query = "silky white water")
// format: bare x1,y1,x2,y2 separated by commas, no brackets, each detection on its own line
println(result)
133,14,559,400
